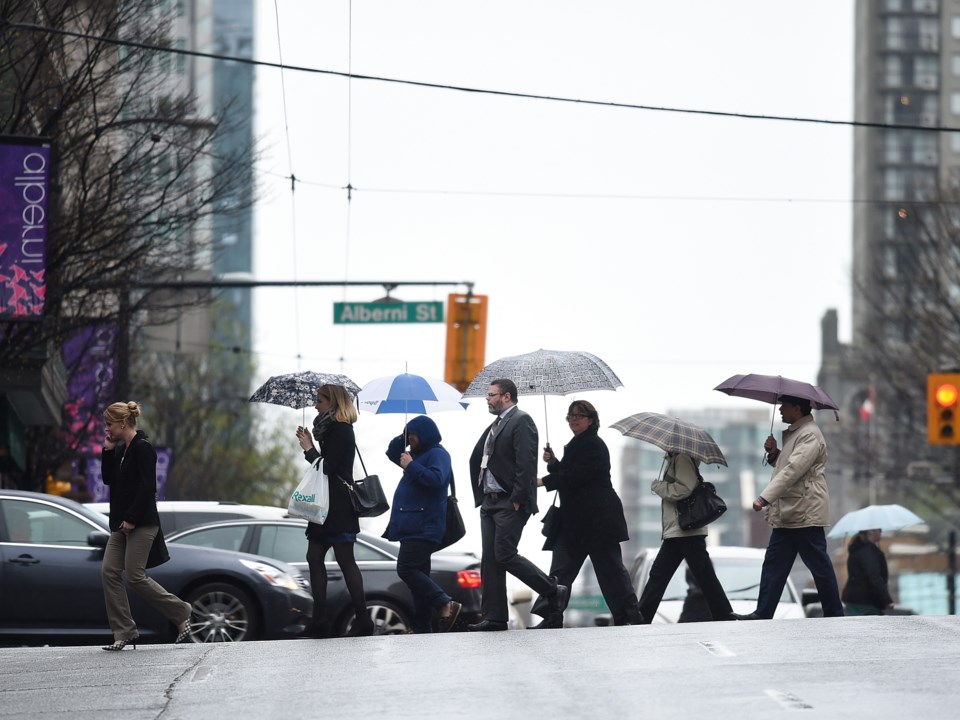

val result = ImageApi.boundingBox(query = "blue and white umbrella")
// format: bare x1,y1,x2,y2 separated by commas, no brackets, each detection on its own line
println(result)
358,373,467,415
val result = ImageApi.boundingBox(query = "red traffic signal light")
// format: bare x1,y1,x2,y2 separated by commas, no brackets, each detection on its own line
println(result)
928,373,960,445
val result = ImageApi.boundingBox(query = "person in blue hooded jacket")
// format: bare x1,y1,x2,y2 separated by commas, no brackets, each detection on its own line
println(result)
385,415,462,633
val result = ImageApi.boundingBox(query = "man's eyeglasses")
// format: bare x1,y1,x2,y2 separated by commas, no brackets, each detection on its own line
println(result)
486,392,503,399
566,413,588,421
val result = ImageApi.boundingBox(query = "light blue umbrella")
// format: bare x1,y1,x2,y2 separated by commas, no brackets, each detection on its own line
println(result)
357,373,467,415
827,504,925,539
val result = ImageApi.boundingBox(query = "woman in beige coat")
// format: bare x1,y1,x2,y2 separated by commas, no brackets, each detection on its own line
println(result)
638,452,733,623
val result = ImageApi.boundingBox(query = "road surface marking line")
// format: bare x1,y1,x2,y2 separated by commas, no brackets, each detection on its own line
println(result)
698,640,735,657
765,689,813,710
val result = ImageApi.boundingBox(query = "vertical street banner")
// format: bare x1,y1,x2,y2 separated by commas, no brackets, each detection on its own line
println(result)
0,136,51,319
62,325,118,456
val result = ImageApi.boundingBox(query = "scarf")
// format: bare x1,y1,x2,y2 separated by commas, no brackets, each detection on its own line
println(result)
312,411,334,444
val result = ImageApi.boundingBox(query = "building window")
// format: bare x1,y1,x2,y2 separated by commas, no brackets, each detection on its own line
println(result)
952,16,960,38
951,92,960,113
886,56,903,86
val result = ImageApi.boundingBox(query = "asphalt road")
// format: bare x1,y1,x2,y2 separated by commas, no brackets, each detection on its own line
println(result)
1,616,958,720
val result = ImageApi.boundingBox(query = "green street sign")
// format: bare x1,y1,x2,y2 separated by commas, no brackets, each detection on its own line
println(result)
333,301,444,325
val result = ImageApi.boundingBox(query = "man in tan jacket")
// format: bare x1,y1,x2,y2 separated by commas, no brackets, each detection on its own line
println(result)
735,395,844,619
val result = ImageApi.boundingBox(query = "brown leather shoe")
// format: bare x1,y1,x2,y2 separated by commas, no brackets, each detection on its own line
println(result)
437,601,462,633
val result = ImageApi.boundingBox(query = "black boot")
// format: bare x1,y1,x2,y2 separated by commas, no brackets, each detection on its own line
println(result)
297,619,330,639
347,611,375,637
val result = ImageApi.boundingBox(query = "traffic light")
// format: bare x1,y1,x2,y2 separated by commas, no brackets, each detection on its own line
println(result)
444,293,487,392
927,373,960,445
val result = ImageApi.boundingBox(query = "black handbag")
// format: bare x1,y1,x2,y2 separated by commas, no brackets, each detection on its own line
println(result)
540,492,561,551
342,448,390,518
676,467,727,531
438,472,466,550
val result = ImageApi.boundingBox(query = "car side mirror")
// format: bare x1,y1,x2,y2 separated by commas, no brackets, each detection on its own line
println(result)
87,531,110,548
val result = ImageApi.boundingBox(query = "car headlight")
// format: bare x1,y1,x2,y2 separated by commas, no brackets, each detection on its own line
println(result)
239,559,300,591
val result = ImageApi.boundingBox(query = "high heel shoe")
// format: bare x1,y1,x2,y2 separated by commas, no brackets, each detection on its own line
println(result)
174,622,191,644
102,635,138,651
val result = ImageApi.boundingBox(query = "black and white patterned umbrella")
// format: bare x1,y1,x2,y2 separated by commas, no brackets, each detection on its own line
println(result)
610,412,728,467
462,349,623,445
462,349,623,398
249,371,362,409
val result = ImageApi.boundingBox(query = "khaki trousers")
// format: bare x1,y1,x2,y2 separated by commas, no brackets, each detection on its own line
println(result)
101,526,192,641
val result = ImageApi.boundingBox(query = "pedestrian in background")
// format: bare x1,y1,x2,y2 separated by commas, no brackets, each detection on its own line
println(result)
100,401,192,651
467,378,569,631
639,452,733,623
842,529,894,615
295,384,373,637
384,415,462,633
735,395,844,620
531,400,641,628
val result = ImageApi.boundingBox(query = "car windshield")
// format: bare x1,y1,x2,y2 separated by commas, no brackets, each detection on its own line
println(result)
658,557,793,603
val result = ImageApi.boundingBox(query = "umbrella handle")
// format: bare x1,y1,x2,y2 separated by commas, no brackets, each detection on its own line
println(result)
542,394,549,447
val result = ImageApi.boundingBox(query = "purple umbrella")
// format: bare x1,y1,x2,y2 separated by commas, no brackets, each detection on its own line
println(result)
714,373,840,439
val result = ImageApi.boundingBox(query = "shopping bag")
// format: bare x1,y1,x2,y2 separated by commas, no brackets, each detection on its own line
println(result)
288,459,330,524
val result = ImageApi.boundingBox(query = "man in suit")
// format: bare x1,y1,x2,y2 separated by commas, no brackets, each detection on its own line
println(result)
467,379,569,631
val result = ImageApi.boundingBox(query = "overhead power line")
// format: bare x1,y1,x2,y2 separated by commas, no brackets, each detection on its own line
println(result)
5,18,959,134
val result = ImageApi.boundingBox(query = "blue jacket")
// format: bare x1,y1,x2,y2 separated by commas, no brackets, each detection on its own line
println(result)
383,415,451,544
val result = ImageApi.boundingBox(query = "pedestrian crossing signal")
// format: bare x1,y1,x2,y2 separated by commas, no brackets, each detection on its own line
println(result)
928,373,960,445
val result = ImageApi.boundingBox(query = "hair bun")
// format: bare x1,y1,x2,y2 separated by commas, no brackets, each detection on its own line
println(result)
126,401,141,417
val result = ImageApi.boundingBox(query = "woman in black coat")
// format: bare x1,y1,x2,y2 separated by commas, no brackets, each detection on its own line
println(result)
530,400,642,628
842,529,894,615
295,384,372,637
100,401,192,650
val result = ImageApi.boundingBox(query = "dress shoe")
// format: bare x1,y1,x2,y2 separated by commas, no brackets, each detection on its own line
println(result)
527,614,563,630
467,619,508,632
347,615,376,637
548,582,571,614
731,612,761,621
437,601,462,633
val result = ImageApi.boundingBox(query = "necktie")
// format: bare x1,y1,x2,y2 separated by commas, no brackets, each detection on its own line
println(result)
479,417,501,485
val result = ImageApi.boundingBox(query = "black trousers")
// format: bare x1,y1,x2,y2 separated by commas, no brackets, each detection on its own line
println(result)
531,533,642,625
638,536,733,623
479,494,555,623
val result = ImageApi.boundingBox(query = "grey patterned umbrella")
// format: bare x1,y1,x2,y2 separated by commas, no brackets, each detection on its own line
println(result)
462,349,624,444
610,412,728,466
462,349,623,398
249,371,362,409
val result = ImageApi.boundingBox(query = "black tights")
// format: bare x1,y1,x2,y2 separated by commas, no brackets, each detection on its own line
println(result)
306,540,367,622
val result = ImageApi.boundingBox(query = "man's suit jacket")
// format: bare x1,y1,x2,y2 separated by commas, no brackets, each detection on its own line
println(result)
469,407,539,513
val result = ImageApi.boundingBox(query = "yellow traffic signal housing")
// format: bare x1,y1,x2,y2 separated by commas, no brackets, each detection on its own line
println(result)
444,293,487,392
928,373,960,445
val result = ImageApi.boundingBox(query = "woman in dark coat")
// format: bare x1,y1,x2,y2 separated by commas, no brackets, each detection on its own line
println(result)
842,529,894,615
100,401,192,650
384,415,462,633
530,400,642,628
295,384,372,637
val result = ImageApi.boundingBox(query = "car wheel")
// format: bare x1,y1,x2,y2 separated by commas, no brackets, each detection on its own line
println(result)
342,600,411,636
183,583,259,642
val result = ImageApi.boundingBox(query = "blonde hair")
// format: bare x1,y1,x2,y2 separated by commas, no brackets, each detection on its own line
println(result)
103,401,141,425
319,385,358,424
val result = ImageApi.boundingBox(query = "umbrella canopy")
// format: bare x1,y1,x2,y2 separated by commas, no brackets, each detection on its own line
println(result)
249,371,362,409
358,373,467,415
827,504,925,539
714,373,839,411
610,412,728,466
462,348,623,398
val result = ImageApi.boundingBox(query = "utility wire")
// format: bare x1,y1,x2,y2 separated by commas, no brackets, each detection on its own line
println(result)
4,18,959,134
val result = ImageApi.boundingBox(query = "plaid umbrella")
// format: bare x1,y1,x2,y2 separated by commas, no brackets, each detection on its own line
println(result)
610,412,728,466
249,371,362,409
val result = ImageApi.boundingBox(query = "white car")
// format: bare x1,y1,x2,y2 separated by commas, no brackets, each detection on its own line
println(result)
630,545,806,623
85,500,289,533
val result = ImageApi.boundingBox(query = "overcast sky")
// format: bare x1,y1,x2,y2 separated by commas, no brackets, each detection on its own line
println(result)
247,1,855,568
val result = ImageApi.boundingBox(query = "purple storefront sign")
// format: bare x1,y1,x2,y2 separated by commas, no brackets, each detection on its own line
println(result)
87,448,173,503
63,325,117,457
0,137,50,319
